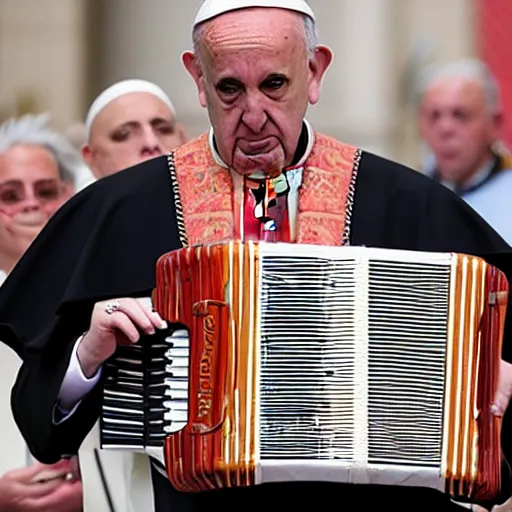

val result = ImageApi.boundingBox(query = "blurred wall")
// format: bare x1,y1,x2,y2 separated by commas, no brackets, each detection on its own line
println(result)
0,0,89,129
478,0,512,148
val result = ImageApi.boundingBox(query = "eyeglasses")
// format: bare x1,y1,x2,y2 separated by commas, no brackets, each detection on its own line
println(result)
0,179,66,211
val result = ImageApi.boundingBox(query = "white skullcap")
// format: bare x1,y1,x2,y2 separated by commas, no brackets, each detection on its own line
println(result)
193,0,315,26
85,79,176,138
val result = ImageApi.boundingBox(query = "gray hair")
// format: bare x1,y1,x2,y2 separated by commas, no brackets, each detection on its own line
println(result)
0,113,82,185
416,58,501,114
193,11,318,61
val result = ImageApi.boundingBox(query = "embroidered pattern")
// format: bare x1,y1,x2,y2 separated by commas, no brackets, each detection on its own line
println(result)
296,134,359,246
173,134,234,245
169,132,360,247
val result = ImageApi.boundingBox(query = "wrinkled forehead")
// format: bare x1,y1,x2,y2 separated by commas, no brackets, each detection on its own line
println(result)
0,144,60,182
423,77,487,109
91,92,175,135
198,8,307,61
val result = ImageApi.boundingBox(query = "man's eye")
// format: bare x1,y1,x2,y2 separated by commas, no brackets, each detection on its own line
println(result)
37,188,60,199
218,84,240,96
0,190,20,203
265,78,285,90
111,130,130,142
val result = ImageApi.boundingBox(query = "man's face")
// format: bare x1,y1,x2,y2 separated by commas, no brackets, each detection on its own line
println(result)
83,92,187,178
183,8,331,177
0,144,71,264
419,77,501,185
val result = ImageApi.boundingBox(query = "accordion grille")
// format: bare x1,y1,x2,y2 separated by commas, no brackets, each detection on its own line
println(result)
258,256,450,467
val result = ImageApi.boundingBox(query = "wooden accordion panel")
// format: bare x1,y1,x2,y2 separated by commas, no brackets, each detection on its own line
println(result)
152,242,508,500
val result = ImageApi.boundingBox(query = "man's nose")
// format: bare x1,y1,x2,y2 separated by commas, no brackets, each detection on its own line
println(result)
20,190,41,211
436,115,457,137
141,129,164,156
241,95,268,134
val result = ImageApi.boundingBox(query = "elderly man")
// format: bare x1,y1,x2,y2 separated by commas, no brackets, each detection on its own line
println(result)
1,2,512,511
0,113,81,511
81,78,187,179
419,58,512,244
0,114,75,277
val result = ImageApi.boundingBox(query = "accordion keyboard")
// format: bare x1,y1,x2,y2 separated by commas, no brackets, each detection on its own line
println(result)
101,329,190,449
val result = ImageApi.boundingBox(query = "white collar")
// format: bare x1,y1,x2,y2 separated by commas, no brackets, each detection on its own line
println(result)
0,270,7,287
440,156,495,194
207,119,315,173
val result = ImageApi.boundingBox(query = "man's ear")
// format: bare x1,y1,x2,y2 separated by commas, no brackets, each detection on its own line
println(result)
182,51,207,108
81,144,101,180
81,144,93,169
307,45,333,105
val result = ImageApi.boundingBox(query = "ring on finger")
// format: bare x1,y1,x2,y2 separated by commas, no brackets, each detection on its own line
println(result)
105,299,121,315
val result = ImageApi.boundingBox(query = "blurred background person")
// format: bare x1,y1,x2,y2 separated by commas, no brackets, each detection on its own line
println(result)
418,58,512,244
0,113,82,511
0,113,76,277
82,79,188,179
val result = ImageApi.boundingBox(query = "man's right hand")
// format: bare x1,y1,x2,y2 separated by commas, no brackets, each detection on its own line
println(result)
77,298,167,378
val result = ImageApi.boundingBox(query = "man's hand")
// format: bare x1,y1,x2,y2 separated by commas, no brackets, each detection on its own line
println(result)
492,360,512,417
491,496,512,511
77,297,167,378
0,460,82,512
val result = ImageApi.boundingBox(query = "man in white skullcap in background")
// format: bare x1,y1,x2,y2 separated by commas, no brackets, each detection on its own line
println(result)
82,79,187,180
3,2,512,512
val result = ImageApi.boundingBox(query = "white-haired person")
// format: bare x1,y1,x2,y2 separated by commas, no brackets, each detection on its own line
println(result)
0,113,82,511
418,58,512,244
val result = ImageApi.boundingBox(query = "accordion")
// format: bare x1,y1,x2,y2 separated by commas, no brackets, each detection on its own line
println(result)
100,242,508,502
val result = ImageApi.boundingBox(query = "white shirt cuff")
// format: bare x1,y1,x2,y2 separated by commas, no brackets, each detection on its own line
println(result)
53,335,102,424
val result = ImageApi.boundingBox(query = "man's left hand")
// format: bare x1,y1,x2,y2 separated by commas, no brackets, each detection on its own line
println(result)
492,360,512,417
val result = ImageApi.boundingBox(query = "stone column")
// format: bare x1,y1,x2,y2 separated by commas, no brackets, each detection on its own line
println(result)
0,0,89,129
96,0,209,138
302,0,398,159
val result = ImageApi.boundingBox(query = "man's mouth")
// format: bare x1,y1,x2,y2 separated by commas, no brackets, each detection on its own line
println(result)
232,137,286,177
238,137,279,156
12,211,48,227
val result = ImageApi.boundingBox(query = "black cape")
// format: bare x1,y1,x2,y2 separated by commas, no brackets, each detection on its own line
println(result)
1,151,512,511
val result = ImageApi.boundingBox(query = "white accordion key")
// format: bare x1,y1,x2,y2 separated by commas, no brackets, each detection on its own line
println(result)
166,348,189,360
164,379,188,391
164,389,188,400
165,364,188,378
164,410,188,423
